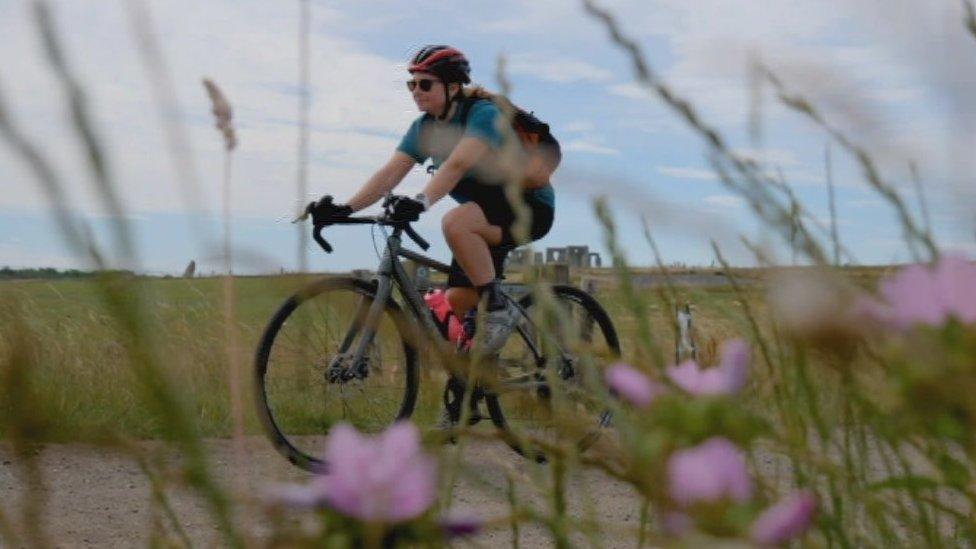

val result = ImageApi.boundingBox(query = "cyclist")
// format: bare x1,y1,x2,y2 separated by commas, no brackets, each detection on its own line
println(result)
312,45,556,354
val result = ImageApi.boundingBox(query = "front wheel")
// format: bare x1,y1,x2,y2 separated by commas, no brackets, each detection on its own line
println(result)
254,277,419,471
485,285,621,461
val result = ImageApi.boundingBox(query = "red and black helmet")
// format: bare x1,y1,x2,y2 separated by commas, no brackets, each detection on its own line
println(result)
408,45,471,84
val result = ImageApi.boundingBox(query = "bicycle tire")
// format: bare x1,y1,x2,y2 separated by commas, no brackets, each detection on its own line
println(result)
254,277,419,471
485,285,621,461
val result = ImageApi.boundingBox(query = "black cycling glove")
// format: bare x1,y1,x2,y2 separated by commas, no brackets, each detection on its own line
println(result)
307,195,353,225
388,194,426,223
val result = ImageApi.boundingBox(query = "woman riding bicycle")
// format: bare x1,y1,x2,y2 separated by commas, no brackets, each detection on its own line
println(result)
313,45,558,353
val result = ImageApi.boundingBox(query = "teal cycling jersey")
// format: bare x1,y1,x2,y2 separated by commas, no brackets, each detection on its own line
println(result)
397,98,555,208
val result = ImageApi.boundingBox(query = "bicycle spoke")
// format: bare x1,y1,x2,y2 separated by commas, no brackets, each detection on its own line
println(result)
488,287,619,459
257,279,418,469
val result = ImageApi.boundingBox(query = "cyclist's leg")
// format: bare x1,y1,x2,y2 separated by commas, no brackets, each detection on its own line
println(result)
443,186,554,311
443,202,503,315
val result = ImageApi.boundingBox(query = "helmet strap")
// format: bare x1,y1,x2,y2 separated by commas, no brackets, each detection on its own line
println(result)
437,84,454,120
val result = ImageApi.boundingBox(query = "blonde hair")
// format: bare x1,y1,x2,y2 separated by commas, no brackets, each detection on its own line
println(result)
461,86,518,114
462,85,496,101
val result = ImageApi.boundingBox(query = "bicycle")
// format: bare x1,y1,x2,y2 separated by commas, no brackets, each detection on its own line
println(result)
254,194,621,471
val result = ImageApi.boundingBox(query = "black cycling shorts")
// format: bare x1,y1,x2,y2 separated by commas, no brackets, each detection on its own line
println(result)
447,186,554,288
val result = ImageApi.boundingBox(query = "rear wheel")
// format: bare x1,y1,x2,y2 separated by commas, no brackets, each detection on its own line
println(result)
254,277,418,471
485,285,621,461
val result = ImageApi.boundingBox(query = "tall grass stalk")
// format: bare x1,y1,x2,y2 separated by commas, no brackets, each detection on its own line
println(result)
594,198,663,369
506,474,521,548
638,217,681,358
758,66,939,262
203,76,249,538
709,243,780,402
33,1,134,263
909,162,932,240
584,0,834,267
296,0,311,273
0,5,242,545
1,314,53,548
124,1,211,244
825,143,841,266
0,84,95,263
636,497,650,548
493,53,534,262
131,446,193,547
964,0,976,38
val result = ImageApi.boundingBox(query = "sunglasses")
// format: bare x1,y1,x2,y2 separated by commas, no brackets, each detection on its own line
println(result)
406,78,438,92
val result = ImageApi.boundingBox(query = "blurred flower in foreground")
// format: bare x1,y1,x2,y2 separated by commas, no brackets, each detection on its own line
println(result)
666,339,749,395
750,490,818,546
439,513,482,538
857,255,976,330
605,363,661,407
662,511,693,536
668,437,753,506
265,422,436,523
768,270,856,341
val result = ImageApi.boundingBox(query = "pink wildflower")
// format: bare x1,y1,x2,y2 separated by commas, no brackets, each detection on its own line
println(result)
857,254,976,330
662,512,692,536
750,490,818,546
265,422,437,523
668,437,753,507
665,339,750,395
768,271,851,338
439,513,482,538
604,363,662,407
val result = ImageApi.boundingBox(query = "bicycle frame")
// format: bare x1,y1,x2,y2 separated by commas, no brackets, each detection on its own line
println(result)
340,227,454,377
322,217,571,394
337,225,557,384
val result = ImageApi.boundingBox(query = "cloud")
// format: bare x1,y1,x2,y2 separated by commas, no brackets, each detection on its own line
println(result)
846,198,884,208
4,0,975,273
507,53,613,83
655,166,717,181
562,121,595,133
940,241,976,256
704,194,745,209
562,139,620,156
0,0,416,220
608,83,647,100
733,147,799,167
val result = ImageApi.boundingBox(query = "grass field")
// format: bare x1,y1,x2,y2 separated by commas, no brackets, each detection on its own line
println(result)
0,266,881,441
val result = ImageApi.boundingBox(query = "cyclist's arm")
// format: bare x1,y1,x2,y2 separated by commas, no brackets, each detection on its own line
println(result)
347,152,416,212
421,136,490,206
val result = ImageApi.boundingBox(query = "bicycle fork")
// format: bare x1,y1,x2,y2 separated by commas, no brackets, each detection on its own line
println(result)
329,248,402,383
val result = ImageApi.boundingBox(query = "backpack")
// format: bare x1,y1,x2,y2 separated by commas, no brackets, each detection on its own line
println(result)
459,96,562,189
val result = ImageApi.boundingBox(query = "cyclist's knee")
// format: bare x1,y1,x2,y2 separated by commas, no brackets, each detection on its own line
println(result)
441,209,463,242
442,204,483,241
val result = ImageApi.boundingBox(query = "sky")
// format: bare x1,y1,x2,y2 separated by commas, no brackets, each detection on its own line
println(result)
1,0,975,275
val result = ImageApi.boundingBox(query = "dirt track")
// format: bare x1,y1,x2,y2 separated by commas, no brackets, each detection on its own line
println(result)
0,437,654,548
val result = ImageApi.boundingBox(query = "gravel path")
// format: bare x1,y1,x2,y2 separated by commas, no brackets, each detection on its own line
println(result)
0,437,648,548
